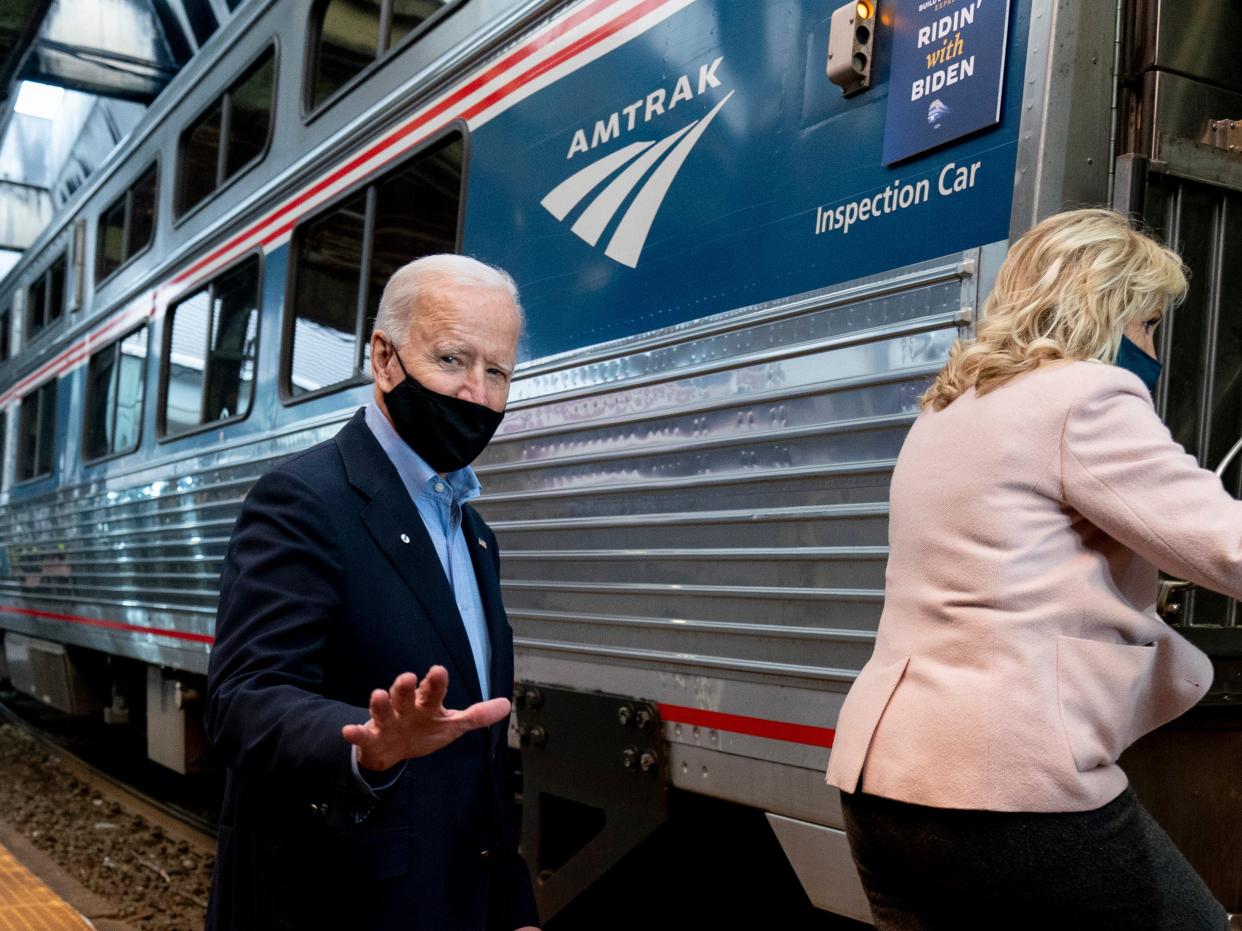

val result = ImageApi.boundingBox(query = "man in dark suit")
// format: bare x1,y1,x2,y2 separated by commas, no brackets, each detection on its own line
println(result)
204,254,540,930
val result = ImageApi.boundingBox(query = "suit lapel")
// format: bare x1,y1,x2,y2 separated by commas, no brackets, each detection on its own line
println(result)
336,410,484,704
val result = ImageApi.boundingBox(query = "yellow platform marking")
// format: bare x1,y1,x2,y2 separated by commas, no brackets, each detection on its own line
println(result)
0,842,93,930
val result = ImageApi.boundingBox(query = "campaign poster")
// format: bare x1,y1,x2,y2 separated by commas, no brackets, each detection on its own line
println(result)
882,0,1012,166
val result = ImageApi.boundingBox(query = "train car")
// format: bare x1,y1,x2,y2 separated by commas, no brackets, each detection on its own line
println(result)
0,0,1238,922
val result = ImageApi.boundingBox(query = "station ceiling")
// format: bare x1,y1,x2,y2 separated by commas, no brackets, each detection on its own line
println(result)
0,0,235,274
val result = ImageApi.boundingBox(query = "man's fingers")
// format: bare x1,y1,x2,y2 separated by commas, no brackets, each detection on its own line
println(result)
342,721,375,747
369,688,396,726
416,665,450,712
389,672,419,714
454,697,512,732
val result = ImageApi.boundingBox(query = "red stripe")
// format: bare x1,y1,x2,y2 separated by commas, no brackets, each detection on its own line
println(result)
3,0,673,402
0,306,145,404
0,608,831,743
175,0,632,284
658,703,836,748
260,0,665,251
462,0,665,123
0,605,215,645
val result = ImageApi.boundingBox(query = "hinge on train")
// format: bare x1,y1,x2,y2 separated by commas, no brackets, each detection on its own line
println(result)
513,683,668,921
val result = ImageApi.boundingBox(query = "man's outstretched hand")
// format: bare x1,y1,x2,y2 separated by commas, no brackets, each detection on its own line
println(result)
342,666,511,772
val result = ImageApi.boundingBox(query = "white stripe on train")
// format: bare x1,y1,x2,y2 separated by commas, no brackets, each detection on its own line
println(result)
1,0,692,406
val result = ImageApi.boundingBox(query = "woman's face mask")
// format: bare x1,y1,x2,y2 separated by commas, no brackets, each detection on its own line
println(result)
1115,333,1162,393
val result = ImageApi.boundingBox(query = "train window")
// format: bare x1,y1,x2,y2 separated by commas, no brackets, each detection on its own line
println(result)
84,325,148,462
0,304,10,360
96,162,158,284
308,0,451,112
24,253,67,342
284,131,462,399
161,256,260,438
16,379,57,482
177,47,276,218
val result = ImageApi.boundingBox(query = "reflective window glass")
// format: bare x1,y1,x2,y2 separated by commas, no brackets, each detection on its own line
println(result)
37,384,56,477
285,133,461,398
114,328,147,452
85,326,147,461
164,289,210,436
46,255,66,325
128,165,157,257
17,380,57,482
96,163,157,283
98,198,126,281
205,262,260,421
226,55,275,179
310,0,451,112
25,254,68,340
162,256,260,436
178,48,275,217
26,276,46,339
389,0,448,47
289,193,367,395
84,339,118,459
181,103,223,215
312,0,381,109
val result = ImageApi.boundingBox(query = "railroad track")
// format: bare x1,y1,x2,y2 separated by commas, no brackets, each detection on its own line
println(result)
0,696,218,850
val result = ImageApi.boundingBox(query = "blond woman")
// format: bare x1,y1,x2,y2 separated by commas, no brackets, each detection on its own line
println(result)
826,208,1239,930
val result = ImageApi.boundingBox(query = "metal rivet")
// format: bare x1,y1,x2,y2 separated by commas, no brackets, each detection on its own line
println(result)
400,533,410,543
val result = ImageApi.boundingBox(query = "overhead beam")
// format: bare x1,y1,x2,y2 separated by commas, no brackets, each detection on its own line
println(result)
0,0,55,106
0,179,54,252
22,37,177,103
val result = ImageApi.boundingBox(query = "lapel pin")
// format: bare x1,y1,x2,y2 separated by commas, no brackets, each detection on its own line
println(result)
400,533,410,544
478,538,487,549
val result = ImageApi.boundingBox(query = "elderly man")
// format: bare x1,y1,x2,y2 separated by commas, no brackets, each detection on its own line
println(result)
204,255,540,930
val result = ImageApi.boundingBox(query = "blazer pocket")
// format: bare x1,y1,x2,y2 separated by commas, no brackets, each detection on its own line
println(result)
1056,636,1157,773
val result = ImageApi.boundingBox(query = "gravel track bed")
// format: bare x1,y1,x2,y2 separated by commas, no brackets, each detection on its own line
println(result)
0,724,214,930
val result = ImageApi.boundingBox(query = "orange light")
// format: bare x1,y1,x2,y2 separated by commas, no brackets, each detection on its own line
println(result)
856,1,874,19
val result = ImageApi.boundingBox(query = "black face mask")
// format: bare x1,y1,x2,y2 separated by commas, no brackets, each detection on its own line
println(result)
382,344,504,473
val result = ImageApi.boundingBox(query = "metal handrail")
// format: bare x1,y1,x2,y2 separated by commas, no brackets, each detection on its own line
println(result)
1215,435,1242,479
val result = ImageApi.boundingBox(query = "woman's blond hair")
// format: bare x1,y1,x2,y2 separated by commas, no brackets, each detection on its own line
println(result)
920,208,1188,410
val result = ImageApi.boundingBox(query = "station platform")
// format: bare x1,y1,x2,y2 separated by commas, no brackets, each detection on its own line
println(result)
0,840,93,931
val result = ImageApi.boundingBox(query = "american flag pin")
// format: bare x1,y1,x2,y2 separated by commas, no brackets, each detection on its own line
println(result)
478,538,487,549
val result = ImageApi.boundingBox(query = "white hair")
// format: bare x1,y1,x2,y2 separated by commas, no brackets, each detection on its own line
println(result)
372,253,523,346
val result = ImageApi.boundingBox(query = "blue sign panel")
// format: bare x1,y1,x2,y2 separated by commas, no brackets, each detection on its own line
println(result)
464,0,1029,363
882,0,1012,165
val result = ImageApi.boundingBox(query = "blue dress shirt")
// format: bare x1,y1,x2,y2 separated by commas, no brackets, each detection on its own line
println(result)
363,401,492,696
351,401,494,791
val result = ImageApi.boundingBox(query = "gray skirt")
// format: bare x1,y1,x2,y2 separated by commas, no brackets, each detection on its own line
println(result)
840,786,1228,930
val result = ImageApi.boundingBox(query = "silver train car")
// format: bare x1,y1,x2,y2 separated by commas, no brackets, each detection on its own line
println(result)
1,0,1239,922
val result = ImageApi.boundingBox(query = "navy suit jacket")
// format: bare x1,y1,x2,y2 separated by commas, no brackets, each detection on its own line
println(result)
204,409,538,930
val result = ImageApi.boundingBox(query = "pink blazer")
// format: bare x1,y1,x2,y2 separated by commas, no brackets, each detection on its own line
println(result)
825,361,1242,812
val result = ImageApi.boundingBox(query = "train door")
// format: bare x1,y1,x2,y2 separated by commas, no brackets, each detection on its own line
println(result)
1113,0,1242,916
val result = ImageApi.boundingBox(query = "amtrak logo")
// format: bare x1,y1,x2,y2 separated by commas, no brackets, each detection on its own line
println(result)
541,89,734,268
